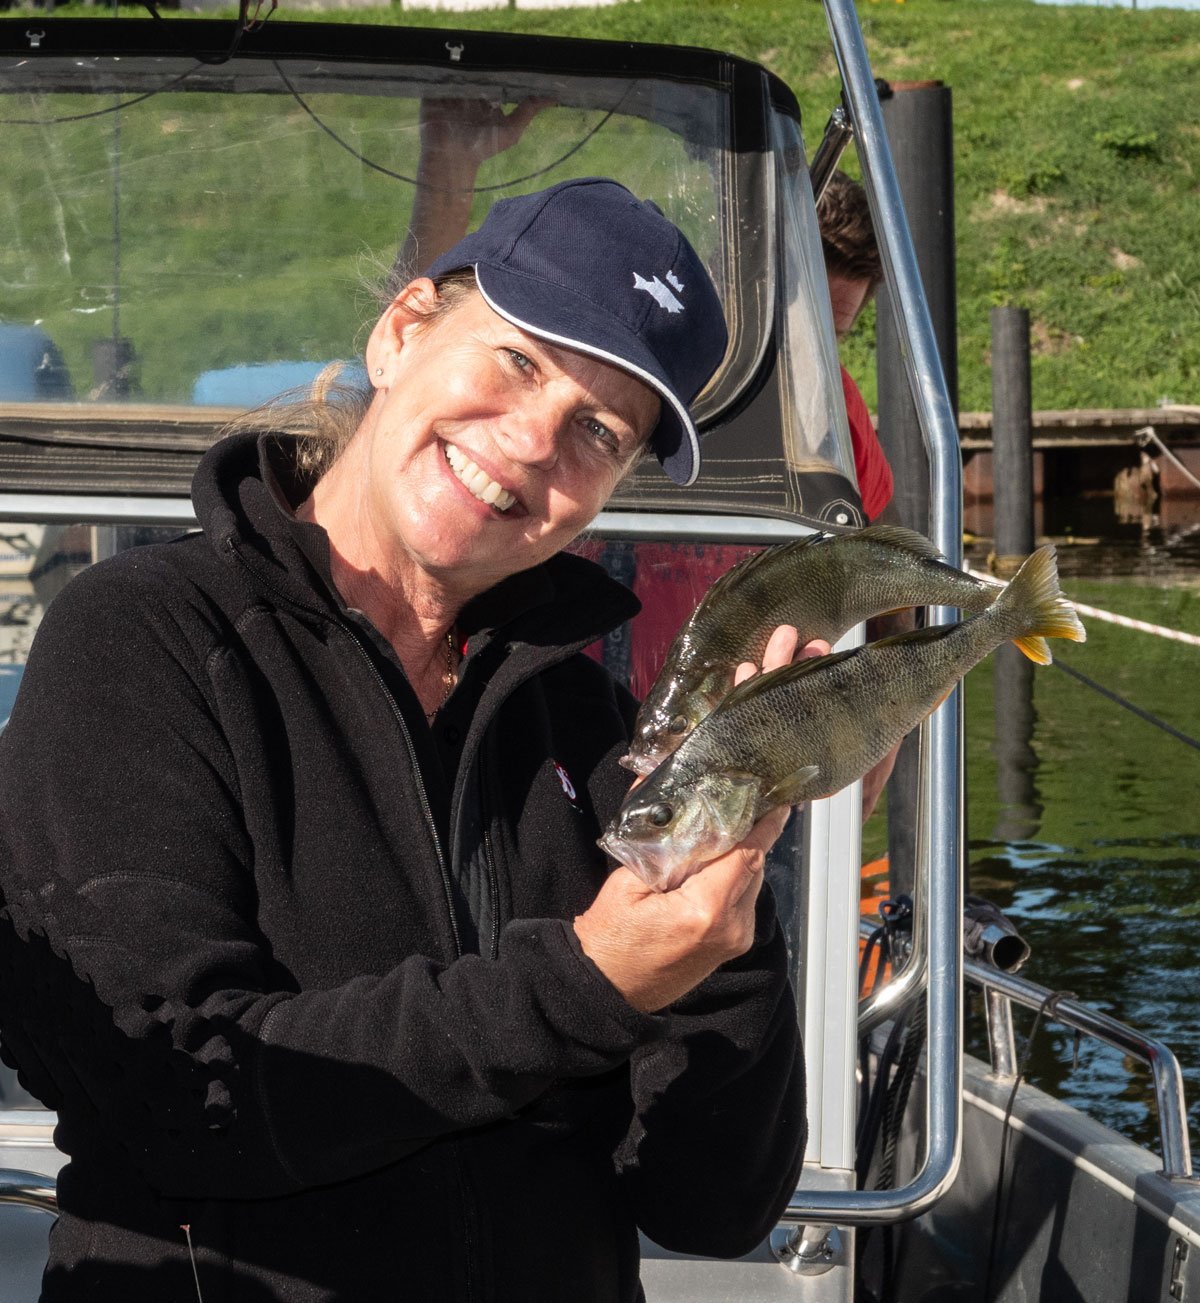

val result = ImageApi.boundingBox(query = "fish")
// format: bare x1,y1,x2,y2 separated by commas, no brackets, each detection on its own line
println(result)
602,545,1085,891
622,524,1006,776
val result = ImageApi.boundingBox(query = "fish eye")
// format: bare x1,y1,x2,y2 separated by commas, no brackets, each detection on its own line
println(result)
647,802,674,828
668,715,688,736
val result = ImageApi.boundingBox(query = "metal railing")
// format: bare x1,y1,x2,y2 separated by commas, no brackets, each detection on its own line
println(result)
0,1169,56,1213
971,959,1195,1180
776,0,965,1231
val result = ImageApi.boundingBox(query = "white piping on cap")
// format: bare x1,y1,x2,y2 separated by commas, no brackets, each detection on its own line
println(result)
473,269,701,487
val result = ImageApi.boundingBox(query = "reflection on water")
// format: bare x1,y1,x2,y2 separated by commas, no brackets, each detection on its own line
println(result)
962,521,1200,1154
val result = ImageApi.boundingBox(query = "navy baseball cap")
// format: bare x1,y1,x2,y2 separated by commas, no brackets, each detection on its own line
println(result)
423,177,728,487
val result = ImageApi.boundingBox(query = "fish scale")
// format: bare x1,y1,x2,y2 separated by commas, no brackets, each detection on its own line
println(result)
603,546,1087,891
624,524,1005,776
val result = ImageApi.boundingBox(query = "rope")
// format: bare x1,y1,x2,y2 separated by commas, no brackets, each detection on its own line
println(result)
1138,425,1200,494
964,560,1200,750
966,565,1200,648
1068,599,1200,648
1051,660,1200,753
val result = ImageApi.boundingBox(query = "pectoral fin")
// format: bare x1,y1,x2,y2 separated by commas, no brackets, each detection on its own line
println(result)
764,765,821,807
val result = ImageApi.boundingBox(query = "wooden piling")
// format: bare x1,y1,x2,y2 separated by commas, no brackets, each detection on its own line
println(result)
989,306,1035,575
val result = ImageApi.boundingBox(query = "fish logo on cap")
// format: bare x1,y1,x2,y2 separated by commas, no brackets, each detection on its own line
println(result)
633,271,685,314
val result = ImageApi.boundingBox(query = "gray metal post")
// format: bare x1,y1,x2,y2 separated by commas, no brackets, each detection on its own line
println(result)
874,81,958,904
875,80,958,536
990,306,1035,573
987,310,1039,920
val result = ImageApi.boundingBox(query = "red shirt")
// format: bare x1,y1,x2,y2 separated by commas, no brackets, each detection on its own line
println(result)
842,366,893,522
586,370,895,696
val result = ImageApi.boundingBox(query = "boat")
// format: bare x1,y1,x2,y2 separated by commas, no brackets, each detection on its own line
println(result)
1,7,1197,1301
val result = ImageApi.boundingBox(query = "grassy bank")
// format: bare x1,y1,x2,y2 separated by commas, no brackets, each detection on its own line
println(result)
267,0,1200,414
5,0,1199,411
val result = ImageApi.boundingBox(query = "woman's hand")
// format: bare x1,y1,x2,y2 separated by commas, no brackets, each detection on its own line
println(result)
575,625,832,1013
418,97,554,174
574,807,789,1013
401,96,555,280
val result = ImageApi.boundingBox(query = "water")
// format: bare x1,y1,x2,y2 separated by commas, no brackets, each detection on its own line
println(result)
955,519,1200,1156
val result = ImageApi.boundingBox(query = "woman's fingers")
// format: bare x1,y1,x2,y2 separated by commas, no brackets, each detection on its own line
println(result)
734,626,829,687
762,624,800,671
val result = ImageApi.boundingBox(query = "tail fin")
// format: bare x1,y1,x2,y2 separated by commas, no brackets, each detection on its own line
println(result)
995,546,1087,664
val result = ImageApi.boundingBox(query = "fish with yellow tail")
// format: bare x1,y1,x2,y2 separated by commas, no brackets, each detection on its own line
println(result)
622,525,1004,776
602,546,1085,891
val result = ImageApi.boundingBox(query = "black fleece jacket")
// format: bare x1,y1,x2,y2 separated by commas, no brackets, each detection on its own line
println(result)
0,432,805,1303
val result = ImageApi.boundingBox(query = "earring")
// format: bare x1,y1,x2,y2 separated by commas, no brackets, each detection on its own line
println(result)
374,367,384,377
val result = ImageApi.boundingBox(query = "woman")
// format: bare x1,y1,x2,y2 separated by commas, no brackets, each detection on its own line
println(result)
0,178,807,1301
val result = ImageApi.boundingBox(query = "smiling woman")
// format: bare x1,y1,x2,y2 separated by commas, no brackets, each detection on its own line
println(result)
0,176,809,1303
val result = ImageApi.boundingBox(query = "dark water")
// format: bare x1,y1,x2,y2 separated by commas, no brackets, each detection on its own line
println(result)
956,516,1200,1158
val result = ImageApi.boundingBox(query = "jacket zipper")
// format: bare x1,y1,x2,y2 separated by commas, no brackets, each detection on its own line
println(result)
340,628,463,958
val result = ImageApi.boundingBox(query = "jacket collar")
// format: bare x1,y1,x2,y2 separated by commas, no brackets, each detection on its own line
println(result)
192,430,640,652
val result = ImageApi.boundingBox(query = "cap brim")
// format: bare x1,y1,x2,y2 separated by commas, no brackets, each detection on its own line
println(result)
472,264,700,486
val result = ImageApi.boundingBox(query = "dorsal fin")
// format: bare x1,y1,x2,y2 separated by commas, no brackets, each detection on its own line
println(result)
694,532,831,613
716,646,861,712
856,524,946,562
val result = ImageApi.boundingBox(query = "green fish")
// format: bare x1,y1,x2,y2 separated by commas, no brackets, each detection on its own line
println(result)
623,525,1005,776
603,546,1085,891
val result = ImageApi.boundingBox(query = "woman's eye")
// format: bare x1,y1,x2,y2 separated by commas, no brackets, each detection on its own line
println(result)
583,418,619,454
506,348,533,372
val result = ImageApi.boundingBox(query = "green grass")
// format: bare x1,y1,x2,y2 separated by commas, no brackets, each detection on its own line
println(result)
3,0,1198,410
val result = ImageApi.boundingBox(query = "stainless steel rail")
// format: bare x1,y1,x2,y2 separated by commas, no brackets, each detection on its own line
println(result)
970,959,1196,1180
0,1169,57,1213
0,499,818,545
778,0,965,1228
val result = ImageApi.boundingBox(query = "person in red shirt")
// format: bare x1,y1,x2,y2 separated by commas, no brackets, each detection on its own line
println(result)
819,170,894,523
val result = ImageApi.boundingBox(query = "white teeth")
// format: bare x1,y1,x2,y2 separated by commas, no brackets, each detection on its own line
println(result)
443,443,516,512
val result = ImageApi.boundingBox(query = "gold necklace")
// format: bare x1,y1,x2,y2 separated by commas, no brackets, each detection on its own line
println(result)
425,630,458,724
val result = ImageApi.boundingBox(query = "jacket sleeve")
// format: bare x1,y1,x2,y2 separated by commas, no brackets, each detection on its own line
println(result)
0,561,661,1199
613,883,806,1256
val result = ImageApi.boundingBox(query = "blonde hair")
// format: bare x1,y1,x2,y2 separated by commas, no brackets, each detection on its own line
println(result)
223,268,481,480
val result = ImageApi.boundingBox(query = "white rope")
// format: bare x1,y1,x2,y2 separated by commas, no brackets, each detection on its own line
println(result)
965,565,1200,648
1137,425,1200,493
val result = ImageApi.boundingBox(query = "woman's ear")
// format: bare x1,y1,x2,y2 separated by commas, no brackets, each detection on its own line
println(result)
365,277,440,386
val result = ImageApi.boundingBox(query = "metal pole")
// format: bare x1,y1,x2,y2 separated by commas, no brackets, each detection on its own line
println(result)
874,81,959,537
990,305,1035,573
873,81,958,908
781,0,963,1226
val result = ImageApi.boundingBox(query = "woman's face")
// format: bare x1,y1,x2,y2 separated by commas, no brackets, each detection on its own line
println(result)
355,282,660,595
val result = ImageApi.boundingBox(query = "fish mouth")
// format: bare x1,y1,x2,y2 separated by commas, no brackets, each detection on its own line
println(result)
443,441,521,514
598,828,684,892
618,749,658,776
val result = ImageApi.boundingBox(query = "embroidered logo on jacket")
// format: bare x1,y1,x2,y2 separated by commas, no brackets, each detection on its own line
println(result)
552,761,577,802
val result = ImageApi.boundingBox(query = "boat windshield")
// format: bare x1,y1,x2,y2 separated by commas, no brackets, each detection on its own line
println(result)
0,22,857,523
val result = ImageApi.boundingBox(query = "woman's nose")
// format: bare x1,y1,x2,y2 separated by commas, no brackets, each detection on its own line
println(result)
497,401,563,471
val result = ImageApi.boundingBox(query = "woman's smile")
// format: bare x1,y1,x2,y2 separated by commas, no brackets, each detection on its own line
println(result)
442,439,520,514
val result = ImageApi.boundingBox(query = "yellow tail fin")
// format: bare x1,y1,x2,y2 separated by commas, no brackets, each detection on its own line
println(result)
999,547,1087,665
